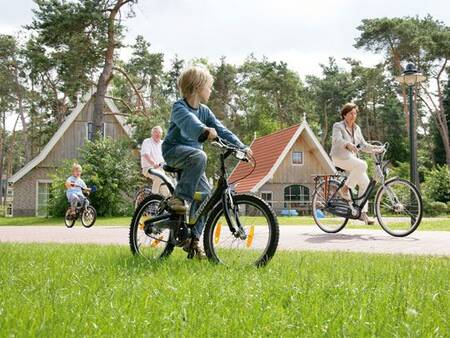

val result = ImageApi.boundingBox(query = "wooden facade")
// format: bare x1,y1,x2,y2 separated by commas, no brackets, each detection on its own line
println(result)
229,120,335,215
258,131,332,214
7,90,131,216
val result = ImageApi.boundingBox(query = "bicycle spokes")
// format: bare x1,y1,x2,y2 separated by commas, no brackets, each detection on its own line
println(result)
208,199,273,266
312,180,348,233
376,179,422,236
134,198,172,260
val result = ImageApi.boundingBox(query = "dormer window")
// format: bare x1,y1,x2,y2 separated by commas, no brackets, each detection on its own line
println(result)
292,151,303,165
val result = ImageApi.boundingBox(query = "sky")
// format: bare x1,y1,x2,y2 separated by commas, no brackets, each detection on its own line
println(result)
1,0,449,129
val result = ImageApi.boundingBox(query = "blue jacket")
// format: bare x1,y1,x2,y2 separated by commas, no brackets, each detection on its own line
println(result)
162,99,245,153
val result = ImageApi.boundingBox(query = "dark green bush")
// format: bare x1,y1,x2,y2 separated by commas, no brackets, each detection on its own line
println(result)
422,165,450,204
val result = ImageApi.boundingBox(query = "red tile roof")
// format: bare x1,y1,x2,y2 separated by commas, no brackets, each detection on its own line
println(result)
229,124,301,193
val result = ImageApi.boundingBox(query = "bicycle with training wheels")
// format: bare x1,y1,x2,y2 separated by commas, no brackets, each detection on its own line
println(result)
64,185,97,228
129,137,280,267
312,141,423,237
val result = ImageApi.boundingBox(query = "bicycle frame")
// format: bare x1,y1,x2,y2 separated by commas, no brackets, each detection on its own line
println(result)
145,147,245,236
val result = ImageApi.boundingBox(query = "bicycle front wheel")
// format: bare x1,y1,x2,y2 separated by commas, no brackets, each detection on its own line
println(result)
129,194,174,260
375,178,423,237
203,194,279,267
81,206,96,228
312,180,348,233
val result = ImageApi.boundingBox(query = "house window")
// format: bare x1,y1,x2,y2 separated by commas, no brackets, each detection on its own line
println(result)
6,187,14,199
292,151,303,165
261,191,273,207
6,203,13,217
284,184,309,208
86,123,105,140
86,122,94,141
36,181,52,217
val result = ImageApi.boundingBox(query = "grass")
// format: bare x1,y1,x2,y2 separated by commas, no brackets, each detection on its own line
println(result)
0,215,449,231
0,243,449,337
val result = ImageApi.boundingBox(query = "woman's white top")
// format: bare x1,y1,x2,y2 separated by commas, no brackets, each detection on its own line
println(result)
330,120,375,160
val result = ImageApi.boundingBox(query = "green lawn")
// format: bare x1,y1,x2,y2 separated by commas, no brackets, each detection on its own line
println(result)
0,244,448,337
1,215,449,231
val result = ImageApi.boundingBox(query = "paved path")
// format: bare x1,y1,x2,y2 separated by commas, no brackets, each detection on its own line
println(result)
0,225,449,256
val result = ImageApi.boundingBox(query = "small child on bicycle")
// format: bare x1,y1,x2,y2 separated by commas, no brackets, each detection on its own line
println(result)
65,163,90,215
162,65,250,258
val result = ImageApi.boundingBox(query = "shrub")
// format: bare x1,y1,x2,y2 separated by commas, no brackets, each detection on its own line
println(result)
423,200,448,217
49,137,142,217
422,165,450,204
388,162,410,180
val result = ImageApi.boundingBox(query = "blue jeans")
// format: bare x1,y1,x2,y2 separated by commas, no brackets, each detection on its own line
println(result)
67,192,85,208
163,145,211,238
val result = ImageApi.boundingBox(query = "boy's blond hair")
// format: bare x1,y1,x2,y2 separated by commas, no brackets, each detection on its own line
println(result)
177,65,213,98
72,163,82,172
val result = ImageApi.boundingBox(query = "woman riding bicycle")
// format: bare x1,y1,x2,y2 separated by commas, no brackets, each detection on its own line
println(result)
330,103,383,225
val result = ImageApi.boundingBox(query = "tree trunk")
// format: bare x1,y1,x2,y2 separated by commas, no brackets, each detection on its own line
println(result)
12,64,31,162
92,0,131,137
321,102,328,146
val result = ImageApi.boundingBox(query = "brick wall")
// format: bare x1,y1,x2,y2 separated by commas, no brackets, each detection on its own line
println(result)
11,167,54,216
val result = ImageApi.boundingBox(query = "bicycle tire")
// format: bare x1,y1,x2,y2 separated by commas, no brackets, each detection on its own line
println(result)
203,194,279,267
81,206,97,228
375,177,423,237
312,180,348,233
129,194,175,259
64,209,76,228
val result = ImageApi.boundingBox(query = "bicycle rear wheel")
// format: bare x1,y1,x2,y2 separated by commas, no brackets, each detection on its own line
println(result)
203,194,279,267
64,209,75,228
312,180,348,233
129,194,174,260
375,178,423,237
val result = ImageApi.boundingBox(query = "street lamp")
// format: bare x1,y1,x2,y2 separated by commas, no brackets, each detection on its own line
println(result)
396,63,426,189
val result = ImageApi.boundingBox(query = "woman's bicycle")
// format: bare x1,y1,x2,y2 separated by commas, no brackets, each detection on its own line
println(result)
129,138,280,267
312,142,423,237
64,185,97,228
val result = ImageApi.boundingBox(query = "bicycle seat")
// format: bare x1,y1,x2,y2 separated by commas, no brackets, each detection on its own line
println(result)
163,164,182,174
335,166,347,174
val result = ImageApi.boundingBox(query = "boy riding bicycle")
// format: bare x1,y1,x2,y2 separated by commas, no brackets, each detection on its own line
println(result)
65,163,90,216
162,65,250,258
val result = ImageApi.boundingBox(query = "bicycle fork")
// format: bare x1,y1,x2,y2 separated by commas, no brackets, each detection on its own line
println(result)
222,190,247,240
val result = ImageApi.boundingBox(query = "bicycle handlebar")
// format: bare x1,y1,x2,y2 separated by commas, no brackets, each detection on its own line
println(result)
211,137,250,162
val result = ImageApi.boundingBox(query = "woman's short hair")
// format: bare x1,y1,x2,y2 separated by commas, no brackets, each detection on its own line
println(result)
72,163,82,172
341,103,358,119
177,65,214,98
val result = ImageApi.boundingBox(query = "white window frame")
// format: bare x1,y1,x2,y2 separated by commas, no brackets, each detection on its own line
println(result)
6,186,14,199
5,202,13,217
292,151,304,166
261,191,273,206
35,179,52,217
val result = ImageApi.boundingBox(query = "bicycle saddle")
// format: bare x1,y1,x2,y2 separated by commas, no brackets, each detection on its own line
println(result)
162,164,182,174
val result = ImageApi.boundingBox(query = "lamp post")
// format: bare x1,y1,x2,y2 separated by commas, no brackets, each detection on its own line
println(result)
396,63,426,188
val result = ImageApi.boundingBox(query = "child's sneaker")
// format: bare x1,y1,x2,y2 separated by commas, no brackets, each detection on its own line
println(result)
167,196,186,213
184,238,207,260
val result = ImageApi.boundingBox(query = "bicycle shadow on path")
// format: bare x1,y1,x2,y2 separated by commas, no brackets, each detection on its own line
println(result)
302,232,419,244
